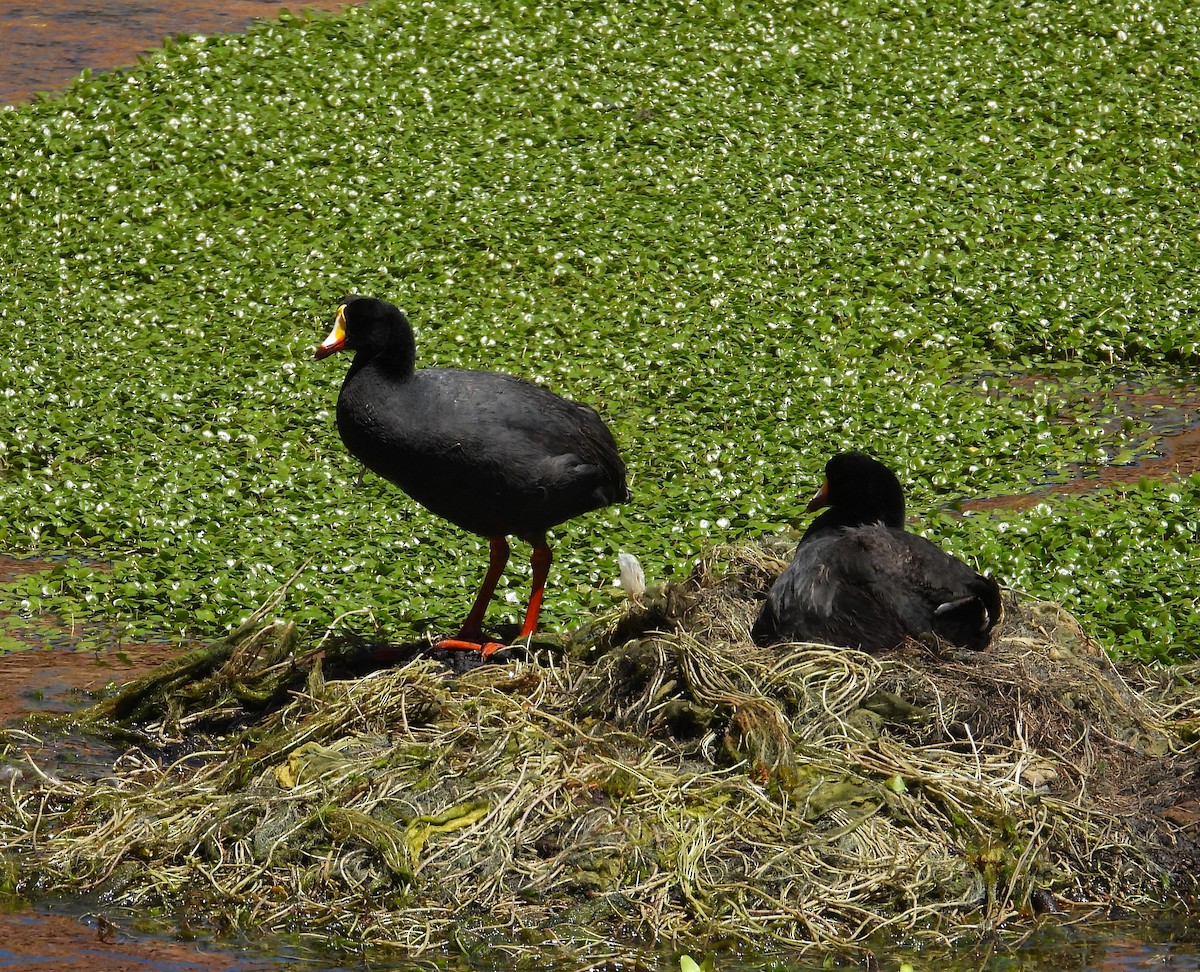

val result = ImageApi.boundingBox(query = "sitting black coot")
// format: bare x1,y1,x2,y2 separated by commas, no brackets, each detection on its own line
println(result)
751,452,1001,652
315,296,630,657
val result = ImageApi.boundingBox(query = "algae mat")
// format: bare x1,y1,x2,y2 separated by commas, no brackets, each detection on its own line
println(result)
0,546,1197,965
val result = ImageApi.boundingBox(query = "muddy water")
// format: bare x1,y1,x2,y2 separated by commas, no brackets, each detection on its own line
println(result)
0,555,186,722
0,572,268,969
0,0,365,105
0,910,278,971
964,375,1200,513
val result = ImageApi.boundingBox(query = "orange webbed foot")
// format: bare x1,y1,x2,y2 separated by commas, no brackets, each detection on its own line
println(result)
434,637,511,659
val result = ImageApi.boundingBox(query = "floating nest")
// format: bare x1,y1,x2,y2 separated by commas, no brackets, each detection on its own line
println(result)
0,544,1197,965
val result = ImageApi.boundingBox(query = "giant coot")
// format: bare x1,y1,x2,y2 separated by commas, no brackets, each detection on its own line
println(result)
315,296,630,657
751,452,1001,652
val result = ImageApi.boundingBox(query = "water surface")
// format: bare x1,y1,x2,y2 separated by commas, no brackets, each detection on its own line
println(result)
0,0,363,104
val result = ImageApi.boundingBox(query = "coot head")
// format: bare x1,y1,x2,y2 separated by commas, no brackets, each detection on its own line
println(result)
314,295,415,370
805,451,906,534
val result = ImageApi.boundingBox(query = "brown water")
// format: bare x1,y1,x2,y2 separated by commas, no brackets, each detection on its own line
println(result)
0,910,277,971
964,376,1200,513
0,0,364,105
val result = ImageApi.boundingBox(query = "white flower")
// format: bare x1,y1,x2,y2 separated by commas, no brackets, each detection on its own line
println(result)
617,552,646,602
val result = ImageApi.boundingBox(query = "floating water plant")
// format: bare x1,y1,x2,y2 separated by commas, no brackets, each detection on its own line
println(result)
1,0,1199,660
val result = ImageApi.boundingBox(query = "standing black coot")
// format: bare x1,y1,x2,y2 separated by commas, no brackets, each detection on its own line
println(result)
751,452,1001,652
315,296,630,657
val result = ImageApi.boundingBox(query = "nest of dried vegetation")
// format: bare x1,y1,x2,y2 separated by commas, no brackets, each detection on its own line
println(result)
0,544,1197,964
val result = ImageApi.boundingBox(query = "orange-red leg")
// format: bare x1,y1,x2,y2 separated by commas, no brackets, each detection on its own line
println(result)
435,537,554,659
516,541,552,642
436,537,509,655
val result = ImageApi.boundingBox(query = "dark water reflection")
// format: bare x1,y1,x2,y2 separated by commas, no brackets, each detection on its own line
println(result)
0,0,363,104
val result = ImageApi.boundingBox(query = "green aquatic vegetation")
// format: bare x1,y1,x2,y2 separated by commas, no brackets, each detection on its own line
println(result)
933,475,1200,663
0,0,1198,658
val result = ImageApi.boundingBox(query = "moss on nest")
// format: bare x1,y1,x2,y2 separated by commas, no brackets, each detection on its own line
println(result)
0,544,1197,964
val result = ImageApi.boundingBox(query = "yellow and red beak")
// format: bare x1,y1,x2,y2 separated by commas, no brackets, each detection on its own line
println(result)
313,305,348,360
805,477,831,514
